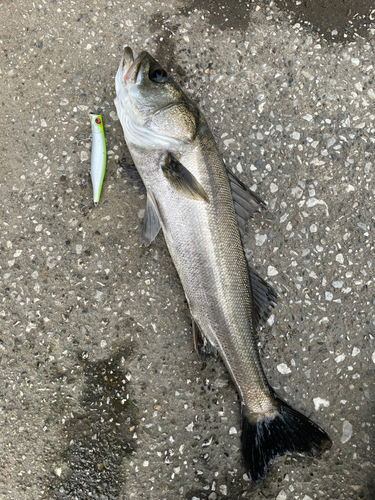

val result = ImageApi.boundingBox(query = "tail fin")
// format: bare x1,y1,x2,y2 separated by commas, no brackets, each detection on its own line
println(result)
242,394,332,481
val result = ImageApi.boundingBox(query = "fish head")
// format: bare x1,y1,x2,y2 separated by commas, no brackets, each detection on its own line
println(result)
114,47,199,149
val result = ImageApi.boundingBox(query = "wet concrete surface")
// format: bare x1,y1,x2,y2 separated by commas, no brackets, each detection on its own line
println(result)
1,0,375,499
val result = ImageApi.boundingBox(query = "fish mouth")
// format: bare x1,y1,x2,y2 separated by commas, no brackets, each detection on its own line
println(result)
122,47,148,85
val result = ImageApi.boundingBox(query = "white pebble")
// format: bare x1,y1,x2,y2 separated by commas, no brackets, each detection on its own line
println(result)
332,281,343,288
292,131,300,140
303,496,313,500
336,253,344,264
302,70,314,81
313,397,330,411
335,354,345,363
303,114,313,122
276,490,287,500
310,224,317,233
100,340,107,348
341,420,353,443
277,363,291,375
352,347,360,357
35,224,42,232
31,271,38,279
81,150,89,162
267,266,278,277
346,184,355,192
41,119,47,127
109,110,119,121
325,292,333,301
270,182,278,193
255,234,267,246
76,244,83,255
186,422,194,432
219,485,227,496
291,186,303,198
267,314,275,326
351,58,360,66
371,352,375,364
229,427,237,435
236,162,243,173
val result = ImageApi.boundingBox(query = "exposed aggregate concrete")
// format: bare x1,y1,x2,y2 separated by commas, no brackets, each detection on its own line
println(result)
0,1,374,499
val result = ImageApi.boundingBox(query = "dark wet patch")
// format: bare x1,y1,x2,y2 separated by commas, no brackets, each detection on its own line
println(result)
50,347,137,500
274,0,375,42
148,12,187,78
178,0,374,42
180,0,253,31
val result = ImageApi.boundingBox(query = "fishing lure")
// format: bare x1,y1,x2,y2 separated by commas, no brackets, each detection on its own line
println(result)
89,113,106,205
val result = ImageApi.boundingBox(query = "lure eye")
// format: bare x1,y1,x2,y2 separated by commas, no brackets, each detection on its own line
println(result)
95,118,101,124
149,68,168,83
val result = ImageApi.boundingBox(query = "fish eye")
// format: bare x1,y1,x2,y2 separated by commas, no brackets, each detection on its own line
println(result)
149,68,168,83
95,118,101,124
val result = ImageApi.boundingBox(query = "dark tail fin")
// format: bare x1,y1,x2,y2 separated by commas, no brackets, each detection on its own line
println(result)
242,393,332,481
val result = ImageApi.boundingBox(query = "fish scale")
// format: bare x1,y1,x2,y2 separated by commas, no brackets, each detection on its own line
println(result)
114,46,332,481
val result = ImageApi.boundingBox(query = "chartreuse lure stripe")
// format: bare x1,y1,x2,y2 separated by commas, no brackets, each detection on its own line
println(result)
89,113,106,205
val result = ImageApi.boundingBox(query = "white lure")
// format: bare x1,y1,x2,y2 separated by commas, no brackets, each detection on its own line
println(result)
89,113,106,205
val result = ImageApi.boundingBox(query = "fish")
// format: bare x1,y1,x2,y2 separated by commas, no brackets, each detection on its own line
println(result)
114,47,332,481
89,113,107,205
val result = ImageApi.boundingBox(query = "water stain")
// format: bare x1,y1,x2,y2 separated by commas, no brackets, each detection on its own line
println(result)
50,346,137,500
179,0,374,42
180,0,254,32
148,13,187,78
274,0,375,42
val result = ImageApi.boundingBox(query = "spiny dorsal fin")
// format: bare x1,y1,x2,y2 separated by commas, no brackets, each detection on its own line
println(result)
141,193,161,247
226,167,266,237
248,265,277,330
162,154,209,203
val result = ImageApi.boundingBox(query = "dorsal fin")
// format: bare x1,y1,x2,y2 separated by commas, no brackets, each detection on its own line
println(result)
226,167,266,237
248,265,277,330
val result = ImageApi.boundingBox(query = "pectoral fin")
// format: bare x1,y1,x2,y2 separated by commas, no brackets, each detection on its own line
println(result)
162,154,209,203
226,167,266,236
141,192,162,247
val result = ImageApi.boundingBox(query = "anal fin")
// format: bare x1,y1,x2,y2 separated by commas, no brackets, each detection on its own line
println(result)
193,320,217,360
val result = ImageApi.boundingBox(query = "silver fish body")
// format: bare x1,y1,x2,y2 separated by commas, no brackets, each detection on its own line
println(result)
114,48,331,480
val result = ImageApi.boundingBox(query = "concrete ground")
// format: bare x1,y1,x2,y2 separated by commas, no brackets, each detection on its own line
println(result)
1,1,375,499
